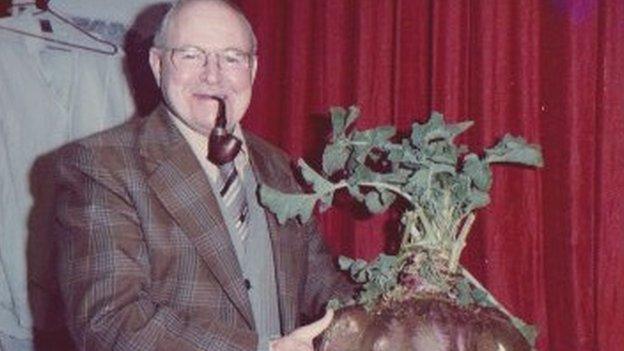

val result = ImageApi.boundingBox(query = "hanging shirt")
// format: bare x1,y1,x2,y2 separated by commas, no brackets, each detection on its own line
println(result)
0,9,135,345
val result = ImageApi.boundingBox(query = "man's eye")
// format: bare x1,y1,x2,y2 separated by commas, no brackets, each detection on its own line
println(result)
223,52,245,64
179,51,202,60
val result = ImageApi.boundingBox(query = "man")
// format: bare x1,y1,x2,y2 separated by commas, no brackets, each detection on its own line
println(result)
54,0,353,350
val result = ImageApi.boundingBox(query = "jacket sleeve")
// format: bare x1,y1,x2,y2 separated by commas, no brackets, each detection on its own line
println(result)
55,144,257,351
299,218,357,322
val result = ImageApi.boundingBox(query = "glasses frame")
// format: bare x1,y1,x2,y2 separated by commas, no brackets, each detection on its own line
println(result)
157,45,256,72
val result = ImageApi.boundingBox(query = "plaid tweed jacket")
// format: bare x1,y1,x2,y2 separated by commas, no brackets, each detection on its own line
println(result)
55,105,353,351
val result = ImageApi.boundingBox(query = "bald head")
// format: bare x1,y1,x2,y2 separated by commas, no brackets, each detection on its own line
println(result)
153,0,257,52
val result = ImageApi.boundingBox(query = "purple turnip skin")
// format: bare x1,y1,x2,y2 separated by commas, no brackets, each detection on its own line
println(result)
320,298,531,351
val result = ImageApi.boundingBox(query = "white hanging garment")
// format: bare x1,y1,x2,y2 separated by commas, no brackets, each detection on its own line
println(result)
0,7,136,345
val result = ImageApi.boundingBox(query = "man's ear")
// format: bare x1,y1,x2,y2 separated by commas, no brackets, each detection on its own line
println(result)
149,48,163,87
250,55,258,83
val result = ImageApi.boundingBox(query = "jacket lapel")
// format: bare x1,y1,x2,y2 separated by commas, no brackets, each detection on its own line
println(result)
139,106,255,328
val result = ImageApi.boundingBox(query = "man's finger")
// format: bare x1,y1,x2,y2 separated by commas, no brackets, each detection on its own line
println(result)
291,309,335,341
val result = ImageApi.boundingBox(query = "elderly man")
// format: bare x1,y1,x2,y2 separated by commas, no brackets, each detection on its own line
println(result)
54,0,353,350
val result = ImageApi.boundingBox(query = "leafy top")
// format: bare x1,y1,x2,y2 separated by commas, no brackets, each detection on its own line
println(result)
258,106,542,346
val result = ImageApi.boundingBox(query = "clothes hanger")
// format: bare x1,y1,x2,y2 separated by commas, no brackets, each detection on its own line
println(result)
0,0,118,55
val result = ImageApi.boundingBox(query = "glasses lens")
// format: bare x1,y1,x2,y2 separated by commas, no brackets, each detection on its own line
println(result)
171,47,205,70
220,49,249,67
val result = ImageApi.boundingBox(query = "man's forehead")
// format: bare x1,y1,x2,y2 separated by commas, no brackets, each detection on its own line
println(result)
166,1,252,49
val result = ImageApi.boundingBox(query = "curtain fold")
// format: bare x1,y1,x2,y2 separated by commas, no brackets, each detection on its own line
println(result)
239,1,623,350
595,1,624,350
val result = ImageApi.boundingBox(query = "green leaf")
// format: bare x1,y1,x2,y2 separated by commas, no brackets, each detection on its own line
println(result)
350,142,373,164
329,107,347,140
351,163,378,183
426,140,460,166
351,261,370,283
387,147,404,163
380,168,412,185
319,192,335,212
339,254,400,306
345,106,360,134
455,279,474,306
411,112,443,147
380,190,397,207
327,298,343,310
485,134,544,167
358,283,383,309
338,255,356,271
322,141,351,176
447,120,474,139
405,168,430,197
364,192,384,213
399,140,421,165
347,185,366,201
429,163,456,176
258,185,319,224
354,268,369,283
352,126,396,146
330,106,360,141
450,174,471,205
364,189,396,214
463,153,493,191
411,112,473,148
467,189,491,210
374,254,399,273
298,159,335,194
338,256,369,283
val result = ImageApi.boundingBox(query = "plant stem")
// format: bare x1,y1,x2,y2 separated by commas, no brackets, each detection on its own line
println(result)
358,181,414,203
332,180,439,250
448,213,476,273
400,212,416,248
331,180,414,206
460,266,513,319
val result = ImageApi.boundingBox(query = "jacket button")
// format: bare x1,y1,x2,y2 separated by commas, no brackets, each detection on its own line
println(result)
244,279,252,290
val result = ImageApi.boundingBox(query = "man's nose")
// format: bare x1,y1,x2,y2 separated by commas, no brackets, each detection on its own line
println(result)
199,54,221,84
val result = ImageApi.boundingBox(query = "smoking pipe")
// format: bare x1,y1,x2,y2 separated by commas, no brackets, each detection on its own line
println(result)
207,96,242,165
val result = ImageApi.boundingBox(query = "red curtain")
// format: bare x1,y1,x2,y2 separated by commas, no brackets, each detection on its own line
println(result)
238,1,624,350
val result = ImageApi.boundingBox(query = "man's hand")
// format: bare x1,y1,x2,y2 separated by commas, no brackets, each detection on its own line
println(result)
269,309,334,351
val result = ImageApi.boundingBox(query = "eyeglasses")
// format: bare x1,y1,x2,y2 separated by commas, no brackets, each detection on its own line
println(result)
160,46,254,72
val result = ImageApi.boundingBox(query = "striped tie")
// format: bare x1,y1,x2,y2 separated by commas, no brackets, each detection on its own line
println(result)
217,162,250,241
